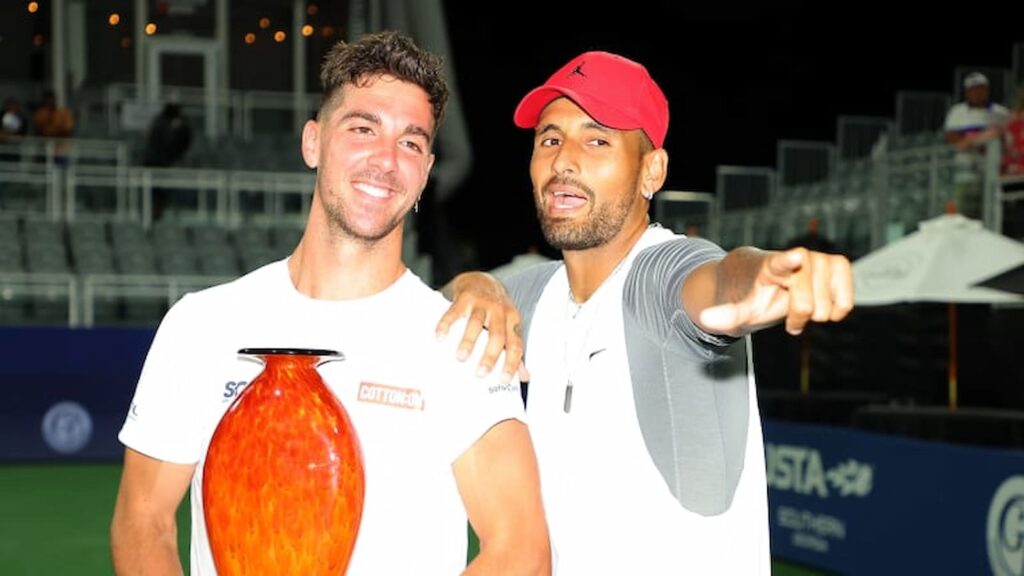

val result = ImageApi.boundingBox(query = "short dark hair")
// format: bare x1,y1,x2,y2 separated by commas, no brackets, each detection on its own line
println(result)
319,30,449,133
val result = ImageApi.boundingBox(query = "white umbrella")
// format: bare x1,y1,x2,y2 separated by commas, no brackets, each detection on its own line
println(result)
853,213,1024,410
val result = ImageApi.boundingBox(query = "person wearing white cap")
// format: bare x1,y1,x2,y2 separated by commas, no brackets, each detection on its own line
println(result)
444,50,854,574
944,71,1010,217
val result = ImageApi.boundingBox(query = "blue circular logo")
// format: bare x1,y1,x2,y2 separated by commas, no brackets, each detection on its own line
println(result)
41,401,93,455
989,475,1024,576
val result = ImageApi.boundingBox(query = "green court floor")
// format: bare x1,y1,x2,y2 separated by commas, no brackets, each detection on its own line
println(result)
0,463,827,575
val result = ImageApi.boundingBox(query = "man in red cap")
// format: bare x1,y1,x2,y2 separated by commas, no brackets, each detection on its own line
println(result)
444,50,854,574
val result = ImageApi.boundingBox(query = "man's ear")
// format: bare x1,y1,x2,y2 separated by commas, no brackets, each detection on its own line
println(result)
641,148,669,199
301,119,320,169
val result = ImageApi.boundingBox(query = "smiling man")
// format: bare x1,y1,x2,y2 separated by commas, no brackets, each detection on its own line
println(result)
110,31,549,576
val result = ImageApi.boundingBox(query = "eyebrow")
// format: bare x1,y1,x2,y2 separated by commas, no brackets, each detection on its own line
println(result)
404,124,432,143
339,110,432,142
536,120,613,135
339,110,380,126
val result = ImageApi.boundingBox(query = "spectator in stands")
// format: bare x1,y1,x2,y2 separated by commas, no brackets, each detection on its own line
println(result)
110,31,548,576
31,90,75,167
142,103,192,168
143,102,194,219
0,98,28,162
944,72,1010,218
31,90,74,139
786,216,841,255
1,98,28,140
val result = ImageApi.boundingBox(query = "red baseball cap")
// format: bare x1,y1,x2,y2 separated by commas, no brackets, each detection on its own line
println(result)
513,51,669,148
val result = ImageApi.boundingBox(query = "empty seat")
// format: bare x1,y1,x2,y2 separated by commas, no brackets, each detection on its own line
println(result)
0,249,23,273
25,243,70,274
191,224,230,247
72,243,116,275
152,219,189,249
234,226,272,250
23,219,64,246
68,221,114,275
0,219,19,244
115,245,158,275
68,220,108,247
0,225,23,272
158,248,199,276
197,247,239,277
109,221,147,249
239,246,280,273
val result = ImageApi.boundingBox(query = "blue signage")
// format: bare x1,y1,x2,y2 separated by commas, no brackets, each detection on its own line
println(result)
0,326,154,461
765,420,1024,575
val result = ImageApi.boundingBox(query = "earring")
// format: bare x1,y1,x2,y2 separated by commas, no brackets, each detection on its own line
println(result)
414,200,419,213
642,190,653,200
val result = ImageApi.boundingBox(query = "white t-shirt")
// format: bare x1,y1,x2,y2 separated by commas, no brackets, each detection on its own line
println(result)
512,226,770,575
118,260,525,575
945,101,1011,170
944,101,1010,135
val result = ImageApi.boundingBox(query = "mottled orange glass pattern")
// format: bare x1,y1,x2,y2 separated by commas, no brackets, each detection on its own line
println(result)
203,349,364,575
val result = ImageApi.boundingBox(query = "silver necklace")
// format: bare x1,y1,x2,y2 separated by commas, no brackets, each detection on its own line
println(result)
563,253,630,413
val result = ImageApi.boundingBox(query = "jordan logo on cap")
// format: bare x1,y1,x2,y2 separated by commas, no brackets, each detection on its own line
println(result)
569,62,587,78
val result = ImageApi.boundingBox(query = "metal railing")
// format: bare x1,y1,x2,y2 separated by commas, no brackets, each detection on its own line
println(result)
0,272,236,328
712,138,1010,258
0,136,314,227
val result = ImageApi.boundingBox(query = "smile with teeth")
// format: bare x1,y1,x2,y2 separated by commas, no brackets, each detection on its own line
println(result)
353,181,394,199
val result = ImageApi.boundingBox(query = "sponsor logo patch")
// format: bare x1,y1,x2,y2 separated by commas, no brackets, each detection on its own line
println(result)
358,382,425,411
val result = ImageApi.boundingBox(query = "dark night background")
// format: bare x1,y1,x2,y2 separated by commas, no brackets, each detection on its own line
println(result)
440,2,1023,268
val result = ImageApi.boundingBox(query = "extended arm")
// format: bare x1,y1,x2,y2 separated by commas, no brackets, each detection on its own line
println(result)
110,448,195,575
453,419,551,576
683,246,853,337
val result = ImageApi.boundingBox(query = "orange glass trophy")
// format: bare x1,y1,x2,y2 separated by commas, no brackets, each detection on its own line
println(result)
203,348,364,575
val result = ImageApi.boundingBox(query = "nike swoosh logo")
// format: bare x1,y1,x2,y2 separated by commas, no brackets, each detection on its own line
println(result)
589,348,607,360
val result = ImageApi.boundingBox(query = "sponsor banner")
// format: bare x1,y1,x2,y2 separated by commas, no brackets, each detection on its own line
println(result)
766,420,1024,576
0,327,155,461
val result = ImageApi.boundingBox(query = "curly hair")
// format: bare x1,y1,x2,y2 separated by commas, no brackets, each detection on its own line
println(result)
319,30,449,132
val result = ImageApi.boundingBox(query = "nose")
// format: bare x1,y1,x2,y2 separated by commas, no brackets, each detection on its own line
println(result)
368,138,398,172
550,140,580,176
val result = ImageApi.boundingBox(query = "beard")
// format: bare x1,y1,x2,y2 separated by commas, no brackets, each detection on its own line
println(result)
320,169,408,245
536,176,634,251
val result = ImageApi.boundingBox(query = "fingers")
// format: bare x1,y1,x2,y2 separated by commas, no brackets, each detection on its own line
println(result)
784,251,814,335
456,308,488,363
434,270,526,381
830,255,855,321
499,318,525,382
767,248,805,279
516,361,531,383
435,302,467,340
810,252,833,323
477,313,506,378
786,252,854,335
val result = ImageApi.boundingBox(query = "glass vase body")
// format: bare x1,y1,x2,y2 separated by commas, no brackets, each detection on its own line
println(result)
202,348,364,575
